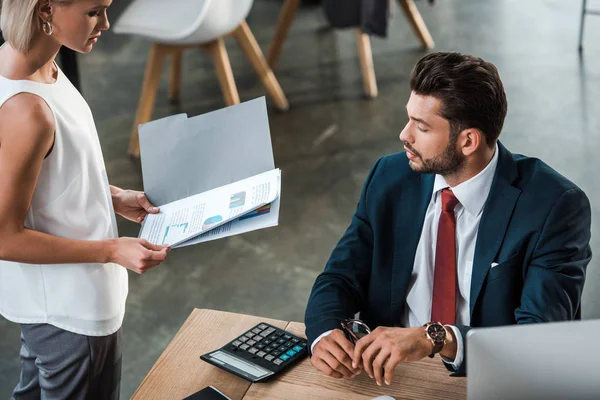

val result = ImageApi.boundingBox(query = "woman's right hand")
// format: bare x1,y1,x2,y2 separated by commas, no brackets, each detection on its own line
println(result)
108,237,170,274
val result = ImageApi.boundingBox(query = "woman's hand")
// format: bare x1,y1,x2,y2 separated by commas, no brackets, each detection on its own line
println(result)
108,238,169,274
111,186,159,224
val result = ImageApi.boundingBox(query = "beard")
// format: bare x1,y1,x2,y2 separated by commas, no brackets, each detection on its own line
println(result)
405,139,465,176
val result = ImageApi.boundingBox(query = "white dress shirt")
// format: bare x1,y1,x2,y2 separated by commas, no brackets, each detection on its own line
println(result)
312,144,499,371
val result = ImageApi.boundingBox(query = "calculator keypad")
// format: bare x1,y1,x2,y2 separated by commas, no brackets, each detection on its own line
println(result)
230,323,308,368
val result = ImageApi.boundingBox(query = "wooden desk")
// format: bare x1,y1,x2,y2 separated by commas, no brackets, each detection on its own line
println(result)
133,309,466,399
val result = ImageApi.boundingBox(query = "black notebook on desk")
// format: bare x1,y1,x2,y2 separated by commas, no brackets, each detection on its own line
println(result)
184,386,231,400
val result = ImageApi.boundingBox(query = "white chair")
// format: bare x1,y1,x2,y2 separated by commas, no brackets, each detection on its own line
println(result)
114,0,289,157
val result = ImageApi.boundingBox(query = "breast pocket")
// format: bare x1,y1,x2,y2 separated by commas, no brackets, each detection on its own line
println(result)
487,253,522,282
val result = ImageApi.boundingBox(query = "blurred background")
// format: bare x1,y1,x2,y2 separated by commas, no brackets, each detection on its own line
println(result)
1,0,599,397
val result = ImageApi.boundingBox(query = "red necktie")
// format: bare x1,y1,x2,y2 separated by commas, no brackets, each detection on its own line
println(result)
431,188,459,325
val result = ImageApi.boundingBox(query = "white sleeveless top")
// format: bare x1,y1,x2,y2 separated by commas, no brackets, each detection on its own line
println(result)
0,58,128,336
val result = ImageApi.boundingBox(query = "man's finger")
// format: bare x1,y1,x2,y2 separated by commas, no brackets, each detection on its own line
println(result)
321,351,356,378
340,340,361,375
361,343,381,379
384,354,401,385
311,356,343,378
372,349,390,386
336,335,358,364
353,335,375,369
329,341,359,375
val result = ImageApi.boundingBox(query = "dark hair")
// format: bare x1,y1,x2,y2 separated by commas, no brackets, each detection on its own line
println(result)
409,52,508,147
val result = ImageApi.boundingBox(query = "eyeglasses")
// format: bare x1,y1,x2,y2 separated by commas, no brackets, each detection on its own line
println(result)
340,318,371,345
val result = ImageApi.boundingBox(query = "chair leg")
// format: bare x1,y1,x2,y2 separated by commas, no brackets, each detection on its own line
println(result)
169,50,183,104
397,0,434,49
579,0,588,52
356,29,378,99
267,0,302,69
203,38,240,107
130,43,168,157
233,21,289,111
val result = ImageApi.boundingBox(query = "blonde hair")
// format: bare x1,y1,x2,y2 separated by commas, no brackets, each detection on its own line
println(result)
0,0,75,54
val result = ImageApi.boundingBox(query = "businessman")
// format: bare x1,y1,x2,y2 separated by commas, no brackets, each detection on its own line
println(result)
304,51,591,385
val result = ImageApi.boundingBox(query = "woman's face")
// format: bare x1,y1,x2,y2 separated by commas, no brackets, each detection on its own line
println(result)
47,0,112,53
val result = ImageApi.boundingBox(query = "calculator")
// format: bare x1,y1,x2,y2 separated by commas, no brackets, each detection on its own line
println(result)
200,322,308,382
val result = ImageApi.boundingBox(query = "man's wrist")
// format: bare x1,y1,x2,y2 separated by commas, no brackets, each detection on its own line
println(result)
439,325,457,360
311,329,335,354
423,329,435,355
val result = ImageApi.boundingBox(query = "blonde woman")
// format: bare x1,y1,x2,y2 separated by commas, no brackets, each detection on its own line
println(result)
0,0,170,398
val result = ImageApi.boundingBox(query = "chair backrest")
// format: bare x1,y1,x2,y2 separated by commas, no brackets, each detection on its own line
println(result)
113,0,253,44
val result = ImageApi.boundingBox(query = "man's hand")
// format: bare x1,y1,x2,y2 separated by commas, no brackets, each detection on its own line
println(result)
352,326,433,386
311,329,361,379
111,187,160,224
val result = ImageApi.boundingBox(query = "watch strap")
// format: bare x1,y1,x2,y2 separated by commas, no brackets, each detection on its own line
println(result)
428,341,444,358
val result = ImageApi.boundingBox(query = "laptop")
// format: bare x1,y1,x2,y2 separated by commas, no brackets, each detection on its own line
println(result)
467,319,600,400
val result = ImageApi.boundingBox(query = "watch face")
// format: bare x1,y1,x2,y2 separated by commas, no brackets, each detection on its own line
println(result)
427,323,446,343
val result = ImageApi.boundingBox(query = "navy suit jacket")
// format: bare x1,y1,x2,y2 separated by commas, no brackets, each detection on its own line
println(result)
304,142,591,376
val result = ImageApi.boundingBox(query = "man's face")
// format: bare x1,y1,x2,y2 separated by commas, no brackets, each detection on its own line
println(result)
399,92,465,176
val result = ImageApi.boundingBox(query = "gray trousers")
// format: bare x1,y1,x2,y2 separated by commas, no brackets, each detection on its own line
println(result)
11,324,122,400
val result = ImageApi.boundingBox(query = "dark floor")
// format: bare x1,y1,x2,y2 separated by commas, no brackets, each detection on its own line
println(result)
1,0,600,397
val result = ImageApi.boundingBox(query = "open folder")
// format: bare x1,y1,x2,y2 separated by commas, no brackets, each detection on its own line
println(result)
137,97,281,248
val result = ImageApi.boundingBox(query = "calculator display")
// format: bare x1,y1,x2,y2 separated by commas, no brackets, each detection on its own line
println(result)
208,350,272,380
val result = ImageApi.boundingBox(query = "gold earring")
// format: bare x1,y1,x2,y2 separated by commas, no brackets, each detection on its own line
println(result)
42,21,53,36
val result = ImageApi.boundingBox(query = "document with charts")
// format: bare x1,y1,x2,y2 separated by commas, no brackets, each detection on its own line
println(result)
137,97,281,248
139,169,280,247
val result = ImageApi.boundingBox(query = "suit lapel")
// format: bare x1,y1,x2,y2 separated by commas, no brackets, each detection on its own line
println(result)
470,142,521,315
391,173,434,318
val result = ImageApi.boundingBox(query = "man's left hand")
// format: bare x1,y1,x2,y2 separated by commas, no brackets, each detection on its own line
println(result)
112,188,160,224
352,326,432,386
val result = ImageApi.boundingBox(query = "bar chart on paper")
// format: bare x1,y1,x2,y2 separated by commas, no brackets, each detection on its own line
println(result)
162,223,189,244
139,169,281,248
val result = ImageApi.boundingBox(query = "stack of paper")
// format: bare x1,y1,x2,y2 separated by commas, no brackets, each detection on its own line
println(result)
137,97,281,248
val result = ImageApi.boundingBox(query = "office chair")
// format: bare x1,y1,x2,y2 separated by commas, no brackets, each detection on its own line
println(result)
114,0,289,157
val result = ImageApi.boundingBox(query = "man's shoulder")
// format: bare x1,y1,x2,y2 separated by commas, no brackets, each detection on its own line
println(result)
511,152,584,197
359,152,424,204
370,152,415,183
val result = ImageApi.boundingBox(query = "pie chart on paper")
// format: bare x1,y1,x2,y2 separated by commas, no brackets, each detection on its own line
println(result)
203,215,223,230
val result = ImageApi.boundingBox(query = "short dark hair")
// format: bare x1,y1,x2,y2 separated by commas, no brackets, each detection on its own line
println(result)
409,52,508,147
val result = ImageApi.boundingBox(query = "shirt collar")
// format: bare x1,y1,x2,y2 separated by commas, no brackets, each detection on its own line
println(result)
432,142,499,217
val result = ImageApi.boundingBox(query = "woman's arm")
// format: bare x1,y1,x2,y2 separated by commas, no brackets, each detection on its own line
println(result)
0,93,168,273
